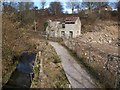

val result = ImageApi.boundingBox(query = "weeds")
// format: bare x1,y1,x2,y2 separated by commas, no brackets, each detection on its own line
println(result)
53,56,61,64
61,43,108,88
34,66,39,73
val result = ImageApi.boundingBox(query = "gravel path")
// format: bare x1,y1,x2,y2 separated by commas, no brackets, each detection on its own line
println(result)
49,41,98,88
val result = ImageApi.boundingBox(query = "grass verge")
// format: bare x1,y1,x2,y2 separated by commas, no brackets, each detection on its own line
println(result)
60,43,110,88
31,40,70,88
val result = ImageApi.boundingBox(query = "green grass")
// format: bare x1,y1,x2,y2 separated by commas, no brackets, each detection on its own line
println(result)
31,40,70,88
47,37,63,42
52,68,70,88
53,55,61,64
34,66,39,73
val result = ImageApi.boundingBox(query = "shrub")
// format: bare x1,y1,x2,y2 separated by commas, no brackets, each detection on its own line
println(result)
98,11,114,20
53,56,61,64
87,12,98,23
48,37,63,42
44,21,48,31
34,66,39,73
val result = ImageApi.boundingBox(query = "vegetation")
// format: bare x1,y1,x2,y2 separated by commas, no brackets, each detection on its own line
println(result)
48,37,63,42
40,0,46,9
118,1,120,18
31,40,70,88
66,0,80,14
43,21,48,31
49,2,63,15
60,43,106,88
34,66,39,73
2,2,37,85
2,0,119,88
52,55,61,64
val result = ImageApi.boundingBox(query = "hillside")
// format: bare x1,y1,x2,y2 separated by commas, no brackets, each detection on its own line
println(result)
2,12,34,85
2,11,70,88
2,2,119,88
80,20,118,47
63,19,119,87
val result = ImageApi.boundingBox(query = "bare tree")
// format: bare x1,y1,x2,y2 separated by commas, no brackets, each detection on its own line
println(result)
17,2,35,25
25,2,34,11
118,1,120,11
81,2,97,11
110,1,120,11
18,2,34,11
95,1,109,14
66,0,80,14
76,3,81,13
82,0,109,11
49,1,63,15
95,2,109,8
118,1,120,19
2,2,19,13
40,0,46,9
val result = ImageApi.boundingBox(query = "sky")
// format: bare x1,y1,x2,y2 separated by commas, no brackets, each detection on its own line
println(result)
1,0,118,13
34,1,70,13
33,0,118,13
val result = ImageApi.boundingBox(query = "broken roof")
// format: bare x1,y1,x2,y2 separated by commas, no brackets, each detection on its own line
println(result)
65,17,78,22
51,17,79,23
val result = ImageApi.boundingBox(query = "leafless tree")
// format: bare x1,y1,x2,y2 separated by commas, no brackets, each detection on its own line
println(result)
66,0,81,14
49,1,63,15
96,2,108,7
40,0,46,9
118,1,120,21
118,1,120,12
81,1,97,11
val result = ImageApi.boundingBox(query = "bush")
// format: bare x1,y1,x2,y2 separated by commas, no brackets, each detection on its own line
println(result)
44,21,48,31
80,11,99,25
53,56,61,64
99,11,111,20
34,66,39,73
87,12,98,23
48,37,63,42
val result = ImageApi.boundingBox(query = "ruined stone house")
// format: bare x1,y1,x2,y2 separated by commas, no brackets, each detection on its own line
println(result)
46,17,81,38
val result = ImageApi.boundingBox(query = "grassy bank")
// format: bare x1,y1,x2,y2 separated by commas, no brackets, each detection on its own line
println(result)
30,39,70,88
60,42,108,88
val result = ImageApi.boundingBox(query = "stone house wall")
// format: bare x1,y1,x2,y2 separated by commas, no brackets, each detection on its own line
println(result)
46,17,81,38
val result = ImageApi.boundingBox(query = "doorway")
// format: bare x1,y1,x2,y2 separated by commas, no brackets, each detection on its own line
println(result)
61,31,65,37
69,31,73,38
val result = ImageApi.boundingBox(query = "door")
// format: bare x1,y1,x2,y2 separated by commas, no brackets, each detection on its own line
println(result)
61,31,65,37
69,31,73,38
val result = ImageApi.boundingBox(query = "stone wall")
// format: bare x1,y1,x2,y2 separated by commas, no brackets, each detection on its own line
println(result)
46,18,81,38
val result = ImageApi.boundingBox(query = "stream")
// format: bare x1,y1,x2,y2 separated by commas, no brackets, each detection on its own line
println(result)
2,52,36,88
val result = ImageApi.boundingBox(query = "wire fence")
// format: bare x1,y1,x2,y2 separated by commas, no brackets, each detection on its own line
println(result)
64,39,120,88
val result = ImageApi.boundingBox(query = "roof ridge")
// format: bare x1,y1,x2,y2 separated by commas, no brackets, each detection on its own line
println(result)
51,16,79,23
